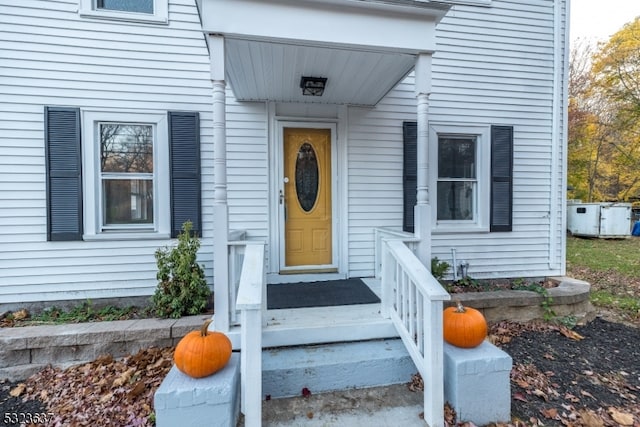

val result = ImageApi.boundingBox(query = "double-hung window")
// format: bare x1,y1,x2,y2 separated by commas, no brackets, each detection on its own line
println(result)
82,111,170,239
99,122,154,229
79,0,168,23
430,125,490,232
437,135,477,221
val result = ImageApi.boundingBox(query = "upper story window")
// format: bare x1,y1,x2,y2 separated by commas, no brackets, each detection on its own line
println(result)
79,0,168,24
97,0,154,14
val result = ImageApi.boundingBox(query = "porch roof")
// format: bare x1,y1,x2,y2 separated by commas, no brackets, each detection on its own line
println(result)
198,0,451,106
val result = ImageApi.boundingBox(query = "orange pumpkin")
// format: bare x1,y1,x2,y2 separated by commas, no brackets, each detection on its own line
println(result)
443,300,487,348
174,319,232,378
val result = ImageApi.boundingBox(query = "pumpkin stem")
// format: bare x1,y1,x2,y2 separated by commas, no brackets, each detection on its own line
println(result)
454,300,466,313
200,319,213,337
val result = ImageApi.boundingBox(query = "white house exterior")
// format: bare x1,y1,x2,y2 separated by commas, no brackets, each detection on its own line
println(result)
0,0,568,310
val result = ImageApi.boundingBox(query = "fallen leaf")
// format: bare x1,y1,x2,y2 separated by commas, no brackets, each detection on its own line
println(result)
306,412,314,419
579,409,604,427
559,327,584,341
580,389,595,399
514,392,528,402
12,309,29,321
532,388,548,401
9,383,25,397
541,408,558,419
128,381,146,400
100,392,114,404
564,392,580,402
608,408,634,426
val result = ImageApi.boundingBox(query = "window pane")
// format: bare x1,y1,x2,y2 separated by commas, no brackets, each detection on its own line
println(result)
295,142,319,212
103,179,153,225
97,0,154,13
101,124,153,173
437,181,474,220
438,137,476,179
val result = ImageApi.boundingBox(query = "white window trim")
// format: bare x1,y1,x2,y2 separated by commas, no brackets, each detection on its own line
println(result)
429,124,490,233
82,110,170,241
79,0,168,24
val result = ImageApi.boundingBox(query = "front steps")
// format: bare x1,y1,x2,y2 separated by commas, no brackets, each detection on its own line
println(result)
262,339,417,399
154,339,417,426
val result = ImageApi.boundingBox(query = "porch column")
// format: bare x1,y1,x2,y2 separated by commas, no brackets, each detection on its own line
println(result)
414,53,432,267
209,34,230,332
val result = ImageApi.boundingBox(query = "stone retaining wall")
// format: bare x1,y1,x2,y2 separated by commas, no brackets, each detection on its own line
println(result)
0,316,208,381
447,276,594,323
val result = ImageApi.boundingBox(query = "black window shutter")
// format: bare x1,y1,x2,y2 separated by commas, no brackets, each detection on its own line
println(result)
490,125,514,232
403,122,417,233
169,111,201,238
45,106,83,241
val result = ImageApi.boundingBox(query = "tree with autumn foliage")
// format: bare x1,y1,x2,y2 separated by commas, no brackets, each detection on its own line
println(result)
568,18,640,203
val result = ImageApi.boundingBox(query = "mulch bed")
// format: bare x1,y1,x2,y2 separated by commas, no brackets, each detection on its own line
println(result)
493,317,640,426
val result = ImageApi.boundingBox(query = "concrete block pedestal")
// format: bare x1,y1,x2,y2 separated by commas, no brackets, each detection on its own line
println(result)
154,354,240,427
444,341,512,425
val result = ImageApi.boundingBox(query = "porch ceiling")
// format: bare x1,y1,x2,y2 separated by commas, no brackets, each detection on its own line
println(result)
199,0,451,107
224,39,417,106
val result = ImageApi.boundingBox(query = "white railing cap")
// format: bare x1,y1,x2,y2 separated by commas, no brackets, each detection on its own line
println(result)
236,243,265,310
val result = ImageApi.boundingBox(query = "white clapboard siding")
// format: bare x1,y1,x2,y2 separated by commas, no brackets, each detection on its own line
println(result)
0,0,214,303
347,0,566,279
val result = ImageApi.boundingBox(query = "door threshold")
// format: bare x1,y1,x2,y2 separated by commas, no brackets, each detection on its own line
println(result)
279,268,338,275
267,271,346,284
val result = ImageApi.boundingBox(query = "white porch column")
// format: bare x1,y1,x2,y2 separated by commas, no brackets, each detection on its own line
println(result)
414,53,432,267
209,34,230,332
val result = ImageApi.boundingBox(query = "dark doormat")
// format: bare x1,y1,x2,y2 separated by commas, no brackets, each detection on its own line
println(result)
267,278,380,309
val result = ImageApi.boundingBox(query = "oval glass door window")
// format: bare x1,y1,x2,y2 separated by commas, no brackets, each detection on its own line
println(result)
295,142,319,212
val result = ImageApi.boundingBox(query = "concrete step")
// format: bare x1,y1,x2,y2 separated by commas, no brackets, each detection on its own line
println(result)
262,339,417,399
256,384,425,427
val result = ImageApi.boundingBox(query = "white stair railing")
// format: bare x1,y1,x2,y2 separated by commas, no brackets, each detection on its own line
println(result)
374,228,420,278
381,239,450,427
235,242,266,427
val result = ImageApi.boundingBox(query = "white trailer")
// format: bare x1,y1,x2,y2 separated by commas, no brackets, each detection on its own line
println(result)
567,202,632,238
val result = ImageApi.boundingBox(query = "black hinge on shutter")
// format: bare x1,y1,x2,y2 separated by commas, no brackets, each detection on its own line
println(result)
490,125,514,232
45,106,83,241
169,111,201,238
403,122,418,233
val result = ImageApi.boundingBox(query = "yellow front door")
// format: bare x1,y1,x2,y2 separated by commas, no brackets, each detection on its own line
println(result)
283,128,332,267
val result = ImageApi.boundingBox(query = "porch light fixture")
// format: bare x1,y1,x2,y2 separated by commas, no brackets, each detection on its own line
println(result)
300,76,327,96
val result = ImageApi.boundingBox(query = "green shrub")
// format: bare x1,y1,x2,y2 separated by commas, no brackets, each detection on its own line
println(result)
152,221,210,318
431,257,450,282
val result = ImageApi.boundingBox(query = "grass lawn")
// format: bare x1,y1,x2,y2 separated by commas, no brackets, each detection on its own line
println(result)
566,235,640,322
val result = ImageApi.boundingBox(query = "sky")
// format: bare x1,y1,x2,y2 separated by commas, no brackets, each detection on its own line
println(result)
570,0,640,42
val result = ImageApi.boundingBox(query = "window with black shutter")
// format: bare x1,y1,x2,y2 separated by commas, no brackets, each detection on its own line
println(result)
402,122,513,232
45,107,201,240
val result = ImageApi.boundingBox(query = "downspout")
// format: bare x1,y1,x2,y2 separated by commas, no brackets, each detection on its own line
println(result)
549,0,567,272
